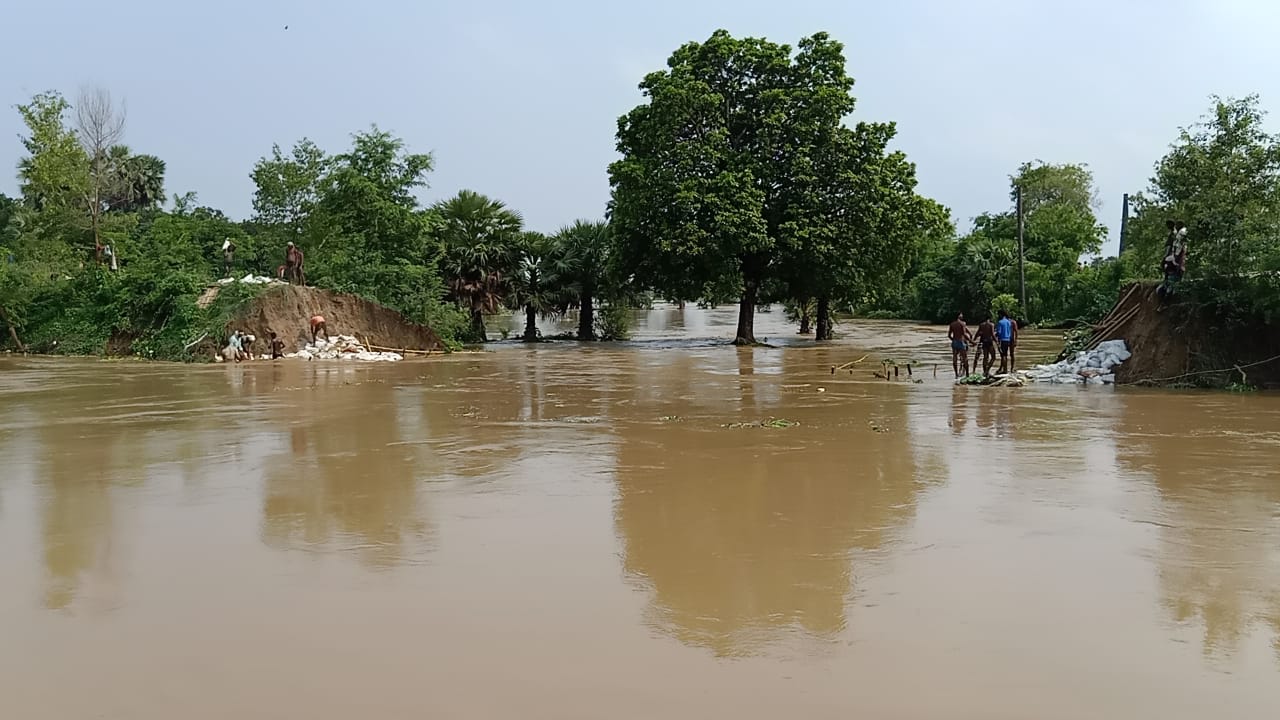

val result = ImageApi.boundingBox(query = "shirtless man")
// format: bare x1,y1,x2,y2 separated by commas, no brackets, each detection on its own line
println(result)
310,314,329,344
270,331,285,360
948,312,972,379
284,242,306,286
975,315,997,377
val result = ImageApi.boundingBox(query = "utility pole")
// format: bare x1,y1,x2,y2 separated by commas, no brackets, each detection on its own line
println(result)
1016,185,1027,322
1119,193,1130,255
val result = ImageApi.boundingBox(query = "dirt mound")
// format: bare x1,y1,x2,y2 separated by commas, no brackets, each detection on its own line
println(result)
228,285,444,356
1091,282,1280,387
1093,283,1193,384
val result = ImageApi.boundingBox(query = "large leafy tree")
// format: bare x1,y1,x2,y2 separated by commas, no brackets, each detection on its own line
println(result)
1128,96,1280,279
434,190,524,342
779,121,947,339
248,129,451,329
250,138,332,241
309,129,444,322
609,30,858,345
15,92,90,252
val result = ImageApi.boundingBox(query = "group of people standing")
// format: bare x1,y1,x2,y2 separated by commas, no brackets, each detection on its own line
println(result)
948,310,1019,379
219,238,307,286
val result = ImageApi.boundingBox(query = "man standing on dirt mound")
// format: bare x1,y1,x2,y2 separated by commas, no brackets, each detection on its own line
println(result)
1157,220,1188,306
284,242,306,286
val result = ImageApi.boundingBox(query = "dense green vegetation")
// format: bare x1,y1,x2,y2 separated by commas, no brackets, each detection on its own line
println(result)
4,32,1280,359
0,91,624,357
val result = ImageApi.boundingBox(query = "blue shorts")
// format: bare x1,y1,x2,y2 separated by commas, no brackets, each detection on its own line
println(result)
951,340,967,352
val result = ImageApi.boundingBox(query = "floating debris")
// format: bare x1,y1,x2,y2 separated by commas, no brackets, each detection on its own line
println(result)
720,418,799,429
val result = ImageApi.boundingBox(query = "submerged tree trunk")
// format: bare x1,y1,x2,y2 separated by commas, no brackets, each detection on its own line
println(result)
523,304,538,342
470,309,488,343
578,289,596,340
733,279,759,345
815,296,833,341
798,298,813,335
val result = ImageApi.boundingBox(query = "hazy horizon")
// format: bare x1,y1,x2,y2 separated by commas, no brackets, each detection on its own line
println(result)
3,0,1277,256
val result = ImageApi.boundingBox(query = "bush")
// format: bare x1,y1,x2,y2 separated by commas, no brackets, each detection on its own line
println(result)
988,293,1023,323
596,303,632,340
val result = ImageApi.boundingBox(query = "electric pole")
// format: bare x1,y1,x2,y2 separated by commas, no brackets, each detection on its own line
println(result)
1016,185,1027,322
1119,193,1129,255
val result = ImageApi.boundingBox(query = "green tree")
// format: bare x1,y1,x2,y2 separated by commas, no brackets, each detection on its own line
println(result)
508,231,567,342
307,129,447,326
1014,161,1106,271
434,190,524,342
554,220,612,340
15,92,91,258
250,138,331,241
779,121,947,339
1129,96,1280,279
103,146,166,212
609,30,859,344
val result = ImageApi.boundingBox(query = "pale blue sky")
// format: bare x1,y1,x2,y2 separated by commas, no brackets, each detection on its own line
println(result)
2,0,1277,255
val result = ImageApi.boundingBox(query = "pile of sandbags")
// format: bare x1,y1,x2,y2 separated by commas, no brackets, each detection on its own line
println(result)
217,273,284,286
1024,339,1130,385
286,335,402,362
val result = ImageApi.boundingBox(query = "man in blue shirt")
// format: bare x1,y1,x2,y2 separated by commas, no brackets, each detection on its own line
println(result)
996,310,1018,374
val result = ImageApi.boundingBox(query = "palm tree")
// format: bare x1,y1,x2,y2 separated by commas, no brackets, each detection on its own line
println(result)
434,190,524,342
103,145,166,212
554,220,611,340
509,231,571,342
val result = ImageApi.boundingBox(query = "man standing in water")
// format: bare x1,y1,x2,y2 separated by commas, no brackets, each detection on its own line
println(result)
975,315,997,377
948,312,972,379
996,309,1018,374
270,331,285,359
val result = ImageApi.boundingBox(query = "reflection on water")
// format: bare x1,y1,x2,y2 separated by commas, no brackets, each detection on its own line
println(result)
1116,392,1280,661
261,379,434,569
614,354,922,656
2,310,1280,718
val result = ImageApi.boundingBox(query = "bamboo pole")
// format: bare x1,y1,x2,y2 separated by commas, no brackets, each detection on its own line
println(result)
1084,305,1141,351
830,354,868,374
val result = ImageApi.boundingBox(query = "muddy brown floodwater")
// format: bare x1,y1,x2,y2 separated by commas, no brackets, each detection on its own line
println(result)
2,308,1280,719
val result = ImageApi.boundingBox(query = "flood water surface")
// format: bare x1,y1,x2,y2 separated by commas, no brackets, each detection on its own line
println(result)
3,309,1280,719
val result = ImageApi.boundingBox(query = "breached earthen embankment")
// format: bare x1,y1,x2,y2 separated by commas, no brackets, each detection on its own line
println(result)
216,284,444,356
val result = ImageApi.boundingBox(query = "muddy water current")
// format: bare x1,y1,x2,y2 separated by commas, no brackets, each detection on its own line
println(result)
2,308,1279,719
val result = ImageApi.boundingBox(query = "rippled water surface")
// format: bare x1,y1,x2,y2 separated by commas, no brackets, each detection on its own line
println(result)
2,307,1279,719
